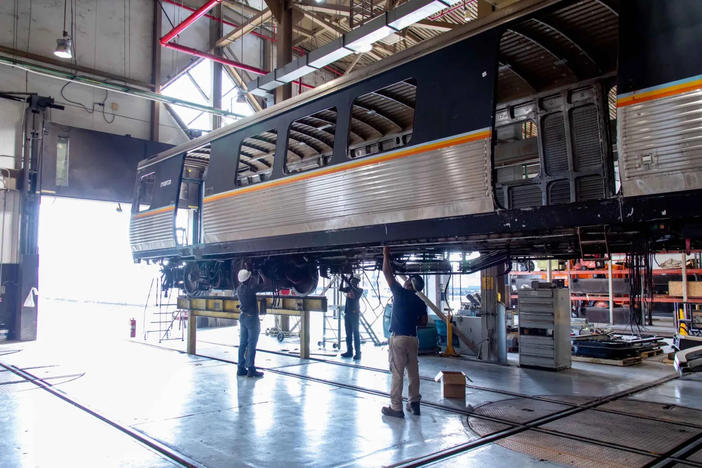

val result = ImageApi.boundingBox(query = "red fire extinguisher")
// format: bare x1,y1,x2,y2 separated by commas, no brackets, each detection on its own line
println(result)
130,318,136,338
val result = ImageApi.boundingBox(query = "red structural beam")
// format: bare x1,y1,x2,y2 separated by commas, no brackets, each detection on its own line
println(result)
163,42,315,89
160,0,223,45
161,0,343,77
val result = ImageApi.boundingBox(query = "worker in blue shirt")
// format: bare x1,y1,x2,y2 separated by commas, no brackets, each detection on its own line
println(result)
236,268,271,378
381,246,428,418
339,275,364,360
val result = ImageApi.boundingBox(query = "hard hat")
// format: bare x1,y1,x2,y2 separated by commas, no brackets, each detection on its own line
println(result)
409,274,424,292
238,269,252,283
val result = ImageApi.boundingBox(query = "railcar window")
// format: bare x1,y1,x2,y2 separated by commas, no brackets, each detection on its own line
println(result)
236,129,277,186
494,120,540,183
137,173,155,212
285,107,337,174
347,78,417,159
56,136,69,187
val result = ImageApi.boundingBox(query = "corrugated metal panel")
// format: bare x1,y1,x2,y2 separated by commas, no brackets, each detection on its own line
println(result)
510,184,542,208
571,104,603,170
129,208,176,252
202,137,492,243
542,112,569,174
576,175,604,201
548,179,570,204
619,88,702,196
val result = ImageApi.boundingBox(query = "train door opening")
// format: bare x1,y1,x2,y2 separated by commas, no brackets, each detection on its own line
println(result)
491,4,619,210
176,156,208,247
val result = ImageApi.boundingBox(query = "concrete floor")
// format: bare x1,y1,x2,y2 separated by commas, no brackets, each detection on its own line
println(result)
0,300,700,467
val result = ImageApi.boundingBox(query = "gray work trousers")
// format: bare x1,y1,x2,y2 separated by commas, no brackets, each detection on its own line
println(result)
388,335,420,411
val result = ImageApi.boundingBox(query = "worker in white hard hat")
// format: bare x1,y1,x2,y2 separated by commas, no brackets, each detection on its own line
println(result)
236,267,271,378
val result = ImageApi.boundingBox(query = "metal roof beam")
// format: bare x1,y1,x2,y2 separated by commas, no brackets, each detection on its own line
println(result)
507,27,578,79
499,61,537,92
353,103,403,131
529,18,600,73
217,9,273,47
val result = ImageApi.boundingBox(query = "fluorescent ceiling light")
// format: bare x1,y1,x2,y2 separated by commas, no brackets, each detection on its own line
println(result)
54,31,72,59
308,38,353,69
387,0,448,31
345,14,395,53
276,57,316,83
258,73,284,91
346,25,395,52
354,43,373,54
308,47,352,68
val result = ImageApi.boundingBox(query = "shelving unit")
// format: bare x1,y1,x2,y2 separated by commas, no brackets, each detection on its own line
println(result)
509,252,702,330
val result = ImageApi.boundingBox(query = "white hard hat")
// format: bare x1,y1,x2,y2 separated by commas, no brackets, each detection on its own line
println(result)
237,269,252,283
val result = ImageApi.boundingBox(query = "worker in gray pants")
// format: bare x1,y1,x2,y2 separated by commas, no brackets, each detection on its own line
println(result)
381,246,428,418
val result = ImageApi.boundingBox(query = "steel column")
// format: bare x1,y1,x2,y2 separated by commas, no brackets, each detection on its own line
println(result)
275,0,294,103
151,0,162,141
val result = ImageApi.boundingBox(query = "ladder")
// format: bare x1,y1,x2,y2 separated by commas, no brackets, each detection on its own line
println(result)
359,310,383,346
577,226,611,261
142,275,185,343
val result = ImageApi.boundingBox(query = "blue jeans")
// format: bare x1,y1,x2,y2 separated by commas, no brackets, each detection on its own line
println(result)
238,313,260,371
344,311,361,354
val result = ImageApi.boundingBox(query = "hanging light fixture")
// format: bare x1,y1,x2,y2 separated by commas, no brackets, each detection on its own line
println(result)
236,89,247,103
54,31,73,59
54,0,72,59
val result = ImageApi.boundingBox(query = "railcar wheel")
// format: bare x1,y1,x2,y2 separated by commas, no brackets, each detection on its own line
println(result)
290,263,319,296
208,262,223,290
183,262,201,296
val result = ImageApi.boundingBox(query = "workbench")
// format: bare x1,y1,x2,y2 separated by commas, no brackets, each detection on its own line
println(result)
177,294,327,359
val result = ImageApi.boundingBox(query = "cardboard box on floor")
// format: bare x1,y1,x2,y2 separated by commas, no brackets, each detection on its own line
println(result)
434,371,467,399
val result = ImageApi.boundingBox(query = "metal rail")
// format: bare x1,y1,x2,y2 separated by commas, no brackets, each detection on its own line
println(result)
150,339,694,466
0,361,202,468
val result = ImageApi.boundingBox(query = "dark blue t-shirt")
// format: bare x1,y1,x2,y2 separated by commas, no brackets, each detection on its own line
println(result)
389,282,427,336
344,285,364,315
237,278,264,315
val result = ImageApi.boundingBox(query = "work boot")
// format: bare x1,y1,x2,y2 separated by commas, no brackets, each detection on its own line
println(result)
237,367,248,376
406,401,420,416
247,367,264,378
340,351,353,358
353,353,361,360
381,406,404,418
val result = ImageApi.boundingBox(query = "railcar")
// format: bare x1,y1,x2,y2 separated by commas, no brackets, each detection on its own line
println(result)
130,0,702,294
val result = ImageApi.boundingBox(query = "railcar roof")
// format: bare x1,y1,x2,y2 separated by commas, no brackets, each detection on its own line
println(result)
140,0,619,171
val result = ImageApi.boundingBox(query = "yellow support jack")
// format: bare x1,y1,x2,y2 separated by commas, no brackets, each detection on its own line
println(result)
441,310,460,357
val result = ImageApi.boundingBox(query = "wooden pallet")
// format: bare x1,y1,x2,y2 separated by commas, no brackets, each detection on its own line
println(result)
572,355,642,366
640,348,664,359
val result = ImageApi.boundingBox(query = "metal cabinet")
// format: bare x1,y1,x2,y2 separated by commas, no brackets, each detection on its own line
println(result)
518,285,571,370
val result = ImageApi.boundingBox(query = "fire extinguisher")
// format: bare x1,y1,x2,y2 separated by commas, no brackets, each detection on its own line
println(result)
130,318,136,338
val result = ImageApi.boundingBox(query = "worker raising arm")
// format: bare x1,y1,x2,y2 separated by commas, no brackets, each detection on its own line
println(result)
381,246,428,418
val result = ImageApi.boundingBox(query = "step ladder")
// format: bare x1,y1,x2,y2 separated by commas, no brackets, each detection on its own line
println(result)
577,227,610,261
359,311,383,346
142,275,185,343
